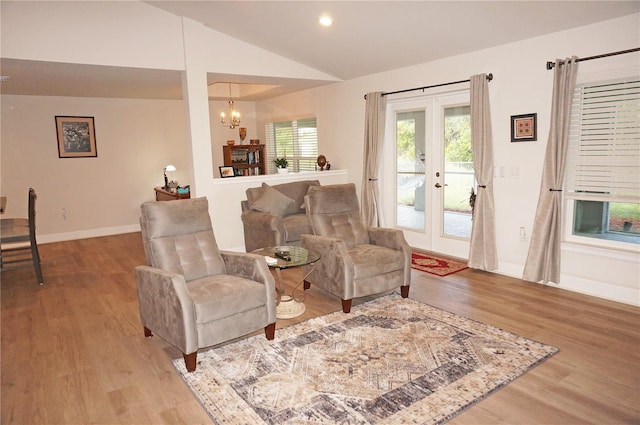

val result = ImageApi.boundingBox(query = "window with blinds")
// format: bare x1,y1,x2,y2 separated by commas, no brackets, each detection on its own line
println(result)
265,118,318,173
566,78,640,199
565,77,640,244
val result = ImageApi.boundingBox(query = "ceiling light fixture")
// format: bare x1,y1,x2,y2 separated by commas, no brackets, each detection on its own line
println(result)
319,15,333,27
220,83,241,129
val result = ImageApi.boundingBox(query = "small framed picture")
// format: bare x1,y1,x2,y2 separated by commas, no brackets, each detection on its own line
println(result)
55,116,98,157
510,113,537,142
219,166,235,178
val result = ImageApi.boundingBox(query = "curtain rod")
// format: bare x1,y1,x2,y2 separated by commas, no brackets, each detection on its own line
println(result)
546,47,640,70
363,73,493,100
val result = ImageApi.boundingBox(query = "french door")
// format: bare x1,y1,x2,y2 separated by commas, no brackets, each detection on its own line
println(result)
382,92,472,259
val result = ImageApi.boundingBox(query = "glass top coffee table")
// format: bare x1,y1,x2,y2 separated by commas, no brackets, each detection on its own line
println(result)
252,246,320,319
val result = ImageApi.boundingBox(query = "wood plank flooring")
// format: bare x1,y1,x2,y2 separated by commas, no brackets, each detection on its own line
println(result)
1,232,638,424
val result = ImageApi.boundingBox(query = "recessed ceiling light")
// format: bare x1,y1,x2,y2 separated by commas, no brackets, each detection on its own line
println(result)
319,15,333,27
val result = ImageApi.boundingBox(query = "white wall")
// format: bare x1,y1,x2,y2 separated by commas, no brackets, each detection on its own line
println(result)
1,1,638,305
1,1,185,70
209,100,260,175
0,92,269,244
0,95,189,241
254,14,640,305
0,0,339,243
208,170,348,250
177,14,338,198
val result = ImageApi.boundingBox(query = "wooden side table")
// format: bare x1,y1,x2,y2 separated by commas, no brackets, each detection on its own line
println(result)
154,187,190,201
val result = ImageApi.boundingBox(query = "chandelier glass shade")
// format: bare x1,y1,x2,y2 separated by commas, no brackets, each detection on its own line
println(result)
220,83,240,129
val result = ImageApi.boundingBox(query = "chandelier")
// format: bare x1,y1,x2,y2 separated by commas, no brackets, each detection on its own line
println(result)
220,83,240,129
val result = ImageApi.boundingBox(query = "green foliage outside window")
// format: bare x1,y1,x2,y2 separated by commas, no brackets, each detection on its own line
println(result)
444,115,472,163
274,122,294,158
396,120,416,167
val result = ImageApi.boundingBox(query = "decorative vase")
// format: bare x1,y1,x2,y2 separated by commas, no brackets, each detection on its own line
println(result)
316,154,327,171
277,168,289,175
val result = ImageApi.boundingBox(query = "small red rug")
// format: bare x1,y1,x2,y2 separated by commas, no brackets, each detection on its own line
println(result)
411,251,468,276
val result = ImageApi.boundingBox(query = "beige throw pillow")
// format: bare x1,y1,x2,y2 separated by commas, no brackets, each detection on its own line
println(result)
250,183,298,217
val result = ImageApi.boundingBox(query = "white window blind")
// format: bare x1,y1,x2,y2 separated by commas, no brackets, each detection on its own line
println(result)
566,77,640,203
265,117,318,173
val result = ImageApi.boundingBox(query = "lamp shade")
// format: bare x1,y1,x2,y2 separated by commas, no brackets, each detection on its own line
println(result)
164,165,176,172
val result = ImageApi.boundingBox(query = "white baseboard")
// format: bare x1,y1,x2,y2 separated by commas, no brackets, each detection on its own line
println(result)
497,261,639,307
36,226,639,307
550,274,639,307
39,225,247,251
38,224,140,244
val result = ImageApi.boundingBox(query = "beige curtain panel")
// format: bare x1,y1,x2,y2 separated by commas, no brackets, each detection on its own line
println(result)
361,92,387,227
468,74,498,270
523,57,578,284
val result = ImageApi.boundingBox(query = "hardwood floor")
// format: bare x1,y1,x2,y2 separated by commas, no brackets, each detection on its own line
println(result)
1,232,638,424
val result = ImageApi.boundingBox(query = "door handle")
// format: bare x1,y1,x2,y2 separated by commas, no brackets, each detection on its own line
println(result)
434,183,442,188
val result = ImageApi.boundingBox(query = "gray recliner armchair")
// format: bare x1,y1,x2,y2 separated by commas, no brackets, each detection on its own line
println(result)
301,183,411,313
241,180,320,252
134,197,276,372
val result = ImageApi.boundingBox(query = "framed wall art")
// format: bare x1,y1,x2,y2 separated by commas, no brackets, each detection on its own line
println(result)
55,116,98,158
219,166,235,178
510,113,537,142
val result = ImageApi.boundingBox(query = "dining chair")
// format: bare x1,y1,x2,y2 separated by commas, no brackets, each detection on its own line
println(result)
0,188,44,284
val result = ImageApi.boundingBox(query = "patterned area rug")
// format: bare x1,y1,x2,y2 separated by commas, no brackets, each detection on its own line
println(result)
173,293,558,424
411,251,468,276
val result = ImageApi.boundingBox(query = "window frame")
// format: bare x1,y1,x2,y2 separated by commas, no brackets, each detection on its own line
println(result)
563,76,640,251
563,200,640,251
265,117,318,174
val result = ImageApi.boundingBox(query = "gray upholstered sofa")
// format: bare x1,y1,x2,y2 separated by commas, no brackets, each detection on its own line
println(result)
241,180,320,252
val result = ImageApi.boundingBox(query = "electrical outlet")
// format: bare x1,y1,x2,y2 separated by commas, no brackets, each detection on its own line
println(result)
519,226,527,241
62,208,69,220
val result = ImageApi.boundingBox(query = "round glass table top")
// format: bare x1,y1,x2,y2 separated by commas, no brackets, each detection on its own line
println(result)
252,246,320,269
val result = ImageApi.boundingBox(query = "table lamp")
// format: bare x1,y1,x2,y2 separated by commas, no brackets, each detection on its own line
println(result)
163,164,176,189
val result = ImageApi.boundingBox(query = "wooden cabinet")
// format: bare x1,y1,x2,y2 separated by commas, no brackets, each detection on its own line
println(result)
222,144,266,176
154,187,190,201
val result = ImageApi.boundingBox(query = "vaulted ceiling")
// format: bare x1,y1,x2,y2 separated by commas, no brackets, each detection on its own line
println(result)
2,1,638,100
146,1,640,81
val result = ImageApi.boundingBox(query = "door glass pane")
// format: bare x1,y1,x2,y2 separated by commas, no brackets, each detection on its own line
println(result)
396,111,425,230
443,106,473,238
